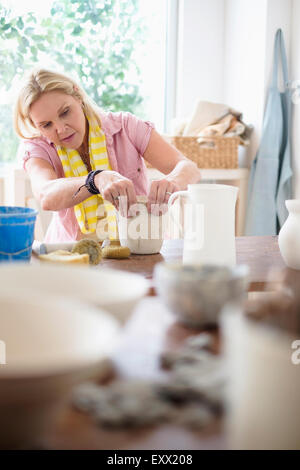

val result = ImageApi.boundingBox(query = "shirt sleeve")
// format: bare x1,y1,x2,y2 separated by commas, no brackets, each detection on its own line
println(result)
123,112,155,156
18,139,55,172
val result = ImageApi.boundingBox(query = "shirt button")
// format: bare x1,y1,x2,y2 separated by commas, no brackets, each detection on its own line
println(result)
137,168,141,172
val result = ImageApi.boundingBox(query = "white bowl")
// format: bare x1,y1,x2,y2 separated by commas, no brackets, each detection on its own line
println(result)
0,287,120,449
0,263,149,324
118,195,164,254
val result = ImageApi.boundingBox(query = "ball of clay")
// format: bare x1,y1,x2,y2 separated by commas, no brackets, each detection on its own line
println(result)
39,250,89,265
72,239,102,265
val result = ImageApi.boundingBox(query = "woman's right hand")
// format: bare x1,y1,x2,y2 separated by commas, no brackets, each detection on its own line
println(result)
94,170,137,216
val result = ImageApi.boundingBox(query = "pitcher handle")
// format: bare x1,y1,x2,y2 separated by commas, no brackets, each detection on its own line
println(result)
168,190,189,236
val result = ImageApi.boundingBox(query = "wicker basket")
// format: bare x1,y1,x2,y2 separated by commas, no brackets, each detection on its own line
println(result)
169,135,239,169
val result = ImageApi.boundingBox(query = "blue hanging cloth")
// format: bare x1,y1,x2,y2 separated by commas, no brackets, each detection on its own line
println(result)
245,29,293,235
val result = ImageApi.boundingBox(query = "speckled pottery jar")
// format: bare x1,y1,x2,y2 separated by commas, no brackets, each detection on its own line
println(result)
154,263,249,327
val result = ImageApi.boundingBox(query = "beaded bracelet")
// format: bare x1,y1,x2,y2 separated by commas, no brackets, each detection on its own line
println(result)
72,170,103,199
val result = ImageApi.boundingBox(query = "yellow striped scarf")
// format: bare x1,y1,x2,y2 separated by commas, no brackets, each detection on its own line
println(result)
56,115,117,239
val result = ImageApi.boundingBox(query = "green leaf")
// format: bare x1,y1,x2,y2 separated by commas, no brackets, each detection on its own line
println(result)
66,22,77,29
24,27,34,35
91,14,99,25
37,43,46,52
72,25,82,35
5,27,18,38
46,33,54,44
17,17,24,30
27,12,37,23
30,45,38,55
77,4,85,13
22,37,30,47
57,31,64,42
41,18,52,27
32,34,44,42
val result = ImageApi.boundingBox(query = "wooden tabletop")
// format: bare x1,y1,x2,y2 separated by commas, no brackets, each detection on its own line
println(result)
100,235,286,292
41,297,226,450
38,236,290,450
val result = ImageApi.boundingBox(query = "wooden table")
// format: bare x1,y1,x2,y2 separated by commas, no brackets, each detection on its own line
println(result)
100,236,286,292
40,236,289,450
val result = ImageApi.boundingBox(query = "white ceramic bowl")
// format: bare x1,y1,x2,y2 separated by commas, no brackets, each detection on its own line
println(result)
118,195,164,255
154,263,249,327
0,287,120,449
0,263,149,324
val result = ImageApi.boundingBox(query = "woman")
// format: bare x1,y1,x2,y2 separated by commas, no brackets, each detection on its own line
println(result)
14,68,200,242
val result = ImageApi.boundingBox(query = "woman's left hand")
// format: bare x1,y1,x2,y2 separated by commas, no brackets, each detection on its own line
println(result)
143,129,200,214
147,178,180,215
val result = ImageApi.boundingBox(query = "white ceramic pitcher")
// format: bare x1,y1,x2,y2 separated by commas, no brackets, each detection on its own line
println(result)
168,184,239,266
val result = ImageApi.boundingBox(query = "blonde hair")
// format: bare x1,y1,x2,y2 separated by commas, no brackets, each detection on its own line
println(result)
14,68,102,139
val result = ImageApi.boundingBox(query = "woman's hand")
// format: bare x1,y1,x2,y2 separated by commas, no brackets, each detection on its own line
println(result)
143,129,201,214
94,170,137,216
147,178,180,215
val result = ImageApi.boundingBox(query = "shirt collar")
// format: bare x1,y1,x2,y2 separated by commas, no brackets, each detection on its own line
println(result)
99,112,122,136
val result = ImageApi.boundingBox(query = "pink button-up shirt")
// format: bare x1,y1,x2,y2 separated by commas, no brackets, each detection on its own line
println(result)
19,111,154,242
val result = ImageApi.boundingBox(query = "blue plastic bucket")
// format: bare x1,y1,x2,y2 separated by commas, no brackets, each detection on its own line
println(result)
0,206,38,262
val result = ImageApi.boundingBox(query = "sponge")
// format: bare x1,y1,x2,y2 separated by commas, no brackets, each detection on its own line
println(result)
102,245,131,259
72,239,102,265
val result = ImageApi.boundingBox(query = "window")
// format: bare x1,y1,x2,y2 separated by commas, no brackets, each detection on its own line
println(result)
0,0,168,164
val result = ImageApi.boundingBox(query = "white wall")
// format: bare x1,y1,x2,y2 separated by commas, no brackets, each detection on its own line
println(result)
176,0,291,161
223,0,268,166
176,0,225,119
291,0,300,197
177,0,299,194
264,0,292,95
223,0,292,166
